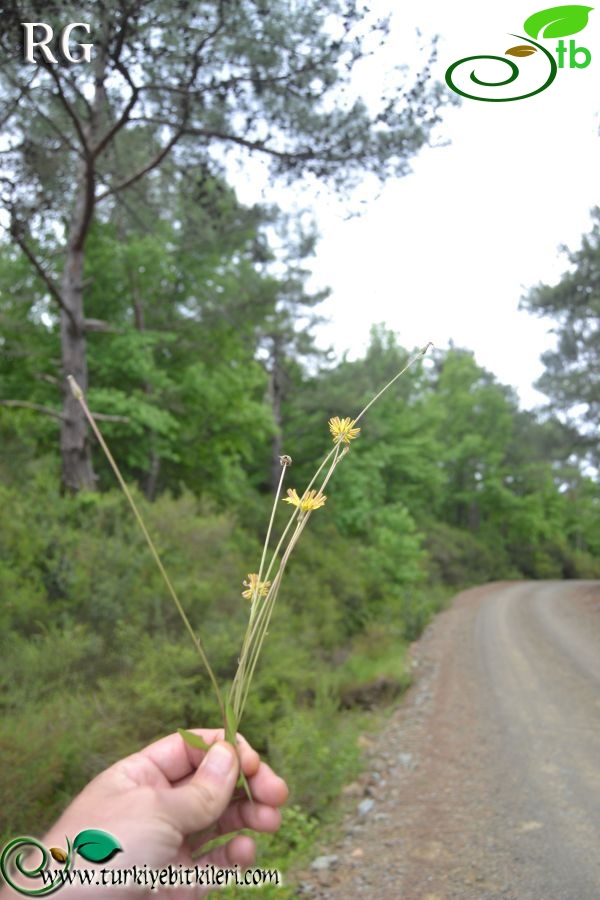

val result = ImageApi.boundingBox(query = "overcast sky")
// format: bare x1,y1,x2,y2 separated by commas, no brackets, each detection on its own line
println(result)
235,1,599,409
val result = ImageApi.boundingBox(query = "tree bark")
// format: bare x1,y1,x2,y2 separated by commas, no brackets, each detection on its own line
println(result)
59,34,108,492
60,202,95,492
268,335,285,493
128,255,162,500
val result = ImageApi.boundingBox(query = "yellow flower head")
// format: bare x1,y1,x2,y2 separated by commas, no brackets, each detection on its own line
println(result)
283,488,327,512
242,573,271,601
329,416,361,444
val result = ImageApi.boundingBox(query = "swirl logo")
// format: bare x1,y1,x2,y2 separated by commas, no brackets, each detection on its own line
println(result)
0,830,121,896
445,5,594,102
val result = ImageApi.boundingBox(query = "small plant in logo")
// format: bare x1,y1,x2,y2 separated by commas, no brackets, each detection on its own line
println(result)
0,829,121,896
445,4,593,101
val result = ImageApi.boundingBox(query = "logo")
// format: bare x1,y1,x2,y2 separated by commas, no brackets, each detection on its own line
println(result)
0,830,121,896
445,4,593,101
22,22,93,64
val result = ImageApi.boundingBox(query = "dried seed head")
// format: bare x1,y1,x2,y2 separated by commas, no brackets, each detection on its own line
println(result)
67,375,83,401
279,455,292,467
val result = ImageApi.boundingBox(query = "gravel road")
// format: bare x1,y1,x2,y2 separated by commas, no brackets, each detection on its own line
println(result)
296,581,600,899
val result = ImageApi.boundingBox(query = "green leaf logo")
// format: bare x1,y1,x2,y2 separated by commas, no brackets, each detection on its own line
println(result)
73,830,122,863
524,5,593,38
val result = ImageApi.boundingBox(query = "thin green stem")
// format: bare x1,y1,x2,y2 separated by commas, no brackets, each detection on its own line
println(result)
230,513,305,721
232,441,348,721
68,376,225,723
232,464,288,707
237,512,312,720
353,343,432,426
261,443,338,588
257,464,288,589
233,347,433,721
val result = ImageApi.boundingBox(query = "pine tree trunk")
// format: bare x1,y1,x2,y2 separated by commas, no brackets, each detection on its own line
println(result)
60,213,95,492
269,337,284,493
130,271,161,500
59,39,108,493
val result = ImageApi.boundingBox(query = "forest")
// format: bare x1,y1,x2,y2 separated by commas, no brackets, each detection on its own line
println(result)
0,1,598,891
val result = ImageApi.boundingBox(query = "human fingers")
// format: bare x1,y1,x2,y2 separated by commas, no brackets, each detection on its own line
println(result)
133,729,259,786
194,833,256,873
158,741,239,835
176,758,288,817
247,761,289,806
170,836,256,898
187,799,282,856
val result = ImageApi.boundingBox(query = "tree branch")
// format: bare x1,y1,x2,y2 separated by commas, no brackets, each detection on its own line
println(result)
92,75,140,159
40,62,91,154
0,399,130,424
8,223,77,330
87,412,131,423
182,126,312,162
96,130,182,201
83,318,122,333
0,399,64,420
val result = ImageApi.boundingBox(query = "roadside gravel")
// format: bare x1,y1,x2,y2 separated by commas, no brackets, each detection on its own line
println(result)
293,581,600,899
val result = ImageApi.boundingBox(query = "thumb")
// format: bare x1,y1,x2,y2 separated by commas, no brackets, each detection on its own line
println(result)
163,741,239,836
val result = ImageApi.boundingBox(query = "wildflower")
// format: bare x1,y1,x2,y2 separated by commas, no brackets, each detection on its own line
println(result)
242,573,270,601
328,416,361,444
279,455,292,467
283,488,327,512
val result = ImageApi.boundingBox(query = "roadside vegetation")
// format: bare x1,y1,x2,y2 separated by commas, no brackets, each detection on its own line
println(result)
0,3,598,885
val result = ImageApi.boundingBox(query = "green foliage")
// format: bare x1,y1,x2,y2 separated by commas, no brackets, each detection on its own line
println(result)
424,520,501,585
0,7,596,878
0,479,418,851
268,688,362,816
1,320,598,881
520,207,600,459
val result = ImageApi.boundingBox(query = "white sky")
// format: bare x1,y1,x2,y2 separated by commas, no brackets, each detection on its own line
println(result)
234,0,599,409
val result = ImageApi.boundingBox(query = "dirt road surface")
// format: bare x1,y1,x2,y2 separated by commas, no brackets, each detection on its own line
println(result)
296,581,600,899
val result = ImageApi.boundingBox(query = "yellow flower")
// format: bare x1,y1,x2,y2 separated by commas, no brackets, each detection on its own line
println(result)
242,573,270,601
283,488,327,512
328,416,361,444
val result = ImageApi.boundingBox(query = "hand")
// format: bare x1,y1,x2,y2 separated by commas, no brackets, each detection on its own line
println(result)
3,729,288,898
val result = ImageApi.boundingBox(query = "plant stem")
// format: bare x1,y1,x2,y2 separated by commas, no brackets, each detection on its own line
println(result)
353,343,432,426
67,376,225,723
257,463,288,591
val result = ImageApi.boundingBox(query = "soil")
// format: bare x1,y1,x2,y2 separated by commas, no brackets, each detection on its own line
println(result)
293,581,600,899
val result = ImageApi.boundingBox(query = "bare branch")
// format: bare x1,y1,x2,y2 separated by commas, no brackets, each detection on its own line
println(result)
92,84,139,159
34,373,59,386
96,130,182,201
0,399,131,425
39,62,90,154
0,70,36,130
0,399,64,421
184,126,311,162
23,98,83,158
8,223,78,330
83,318,122,333
59,69,94,118
88,412,131,423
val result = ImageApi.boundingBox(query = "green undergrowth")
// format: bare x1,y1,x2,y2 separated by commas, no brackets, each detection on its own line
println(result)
221,636,420,897
0,477,449,872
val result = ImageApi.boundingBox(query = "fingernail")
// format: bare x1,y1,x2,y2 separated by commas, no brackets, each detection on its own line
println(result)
201,742,235,777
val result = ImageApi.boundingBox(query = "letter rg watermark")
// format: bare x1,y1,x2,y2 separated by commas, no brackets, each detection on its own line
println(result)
22,22,93,64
